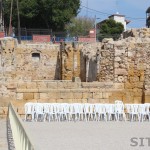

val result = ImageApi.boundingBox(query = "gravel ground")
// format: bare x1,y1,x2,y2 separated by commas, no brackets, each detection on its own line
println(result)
24,121,150,150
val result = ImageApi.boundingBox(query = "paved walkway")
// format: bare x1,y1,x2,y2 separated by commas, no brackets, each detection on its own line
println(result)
0,119,8,150
24,121,150,150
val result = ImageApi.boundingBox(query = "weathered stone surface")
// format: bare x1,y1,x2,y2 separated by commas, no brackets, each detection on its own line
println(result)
16,93,23,100
115,69,128,75
39,93,48,99
23,93,34,100
0,107,4,115
114,83,124,89
1,29,150,109
47,82,58,89
34,93,40,100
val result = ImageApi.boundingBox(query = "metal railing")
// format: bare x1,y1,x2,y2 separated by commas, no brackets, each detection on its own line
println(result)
8,103,35,150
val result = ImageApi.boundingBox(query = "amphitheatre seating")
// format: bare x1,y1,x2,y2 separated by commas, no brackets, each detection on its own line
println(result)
24,102,150,122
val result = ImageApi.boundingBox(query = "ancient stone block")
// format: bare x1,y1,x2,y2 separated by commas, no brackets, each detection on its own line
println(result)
102,92,111,99
145,96,150,103
17,89,38,93
37,82,47,88
115,69,128,75
124,82,134,89
122,95,134,103
48,99,57,103
47,92,58,99
73,92,82,99
88,98,100,103
129,77,140,82
117,76,125,82
114,83,124,89
23,93,34,100
16,93,23,100
56,99,64,103
26,82,37,89
115,57,122,62
7,82,17,89
82,92,89,99
17,83,27,89
0,107,4,115
17,107,25,115
133,97,142,103
47,82,58,89
34,93,40,100
133,82,144,89
93,92,103,99
39,93,48,99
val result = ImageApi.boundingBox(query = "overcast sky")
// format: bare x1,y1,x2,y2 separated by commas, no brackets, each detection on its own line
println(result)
79,0,150,29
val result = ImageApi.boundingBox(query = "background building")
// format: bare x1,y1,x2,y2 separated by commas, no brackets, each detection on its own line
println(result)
97,12,130,31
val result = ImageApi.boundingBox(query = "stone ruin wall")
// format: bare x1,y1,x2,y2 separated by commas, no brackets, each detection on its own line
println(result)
0,38,61,80
79,28,150,105
1,28,150,117
0,38,61,116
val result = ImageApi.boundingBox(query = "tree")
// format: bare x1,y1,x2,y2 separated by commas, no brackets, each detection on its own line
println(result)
97,19,124,41
65,16,95,37
3,0,80,31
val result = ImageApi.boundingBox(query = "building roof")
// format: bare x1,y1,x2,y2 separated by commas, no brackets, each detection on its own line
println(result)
125,20,131,24
108,14,125,18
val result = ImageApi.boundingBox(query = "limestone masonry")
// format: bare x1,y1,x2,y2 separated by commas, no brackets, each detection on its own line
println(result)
0,28,150,116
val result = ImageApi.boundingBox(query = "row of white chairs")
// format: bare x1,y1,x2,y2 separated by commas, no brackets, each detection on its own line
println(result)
125,103,150,122
24,102,150,122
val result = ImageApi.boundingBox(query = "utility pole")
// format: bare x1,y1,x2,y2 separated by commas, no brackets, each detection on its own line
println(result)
86,0,88,17
16,0,21,44
95,15,96,42
95,16,101,42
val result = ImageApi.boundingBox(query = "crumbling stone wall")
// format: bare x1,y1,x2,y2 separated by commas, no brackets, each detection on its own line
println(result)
2,28,150,117
0,38,61,81
61,43,81,80
81,28,150,104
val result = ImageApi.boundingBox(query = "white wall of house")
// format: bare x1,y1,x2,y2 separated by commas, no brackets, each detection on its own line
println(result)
109,15,127,31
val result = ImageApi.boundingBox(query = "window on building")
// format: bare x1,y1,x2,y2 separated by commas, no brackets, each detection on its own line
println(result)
32,53,40,62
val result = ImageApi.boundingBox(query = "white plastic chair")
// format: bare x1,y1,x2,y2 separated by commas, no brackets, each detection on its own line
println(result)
88,104,95,121
57,103,68,121
69,104,80,121
94,104,107,121
78,104,84,121
24,103,35,121
125,104,132,121
139,104,149,122
83,104,91,121
129,104,140,121
43,103,50,121
34,103,45,121
115,103,126,121
106,104,117,121
48,103,58,122
63,103,71,121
